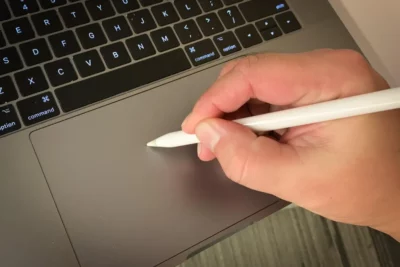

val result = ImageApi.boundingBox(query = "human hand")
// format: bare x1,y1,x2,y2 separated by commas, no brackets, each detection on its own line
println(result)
182,49,400,241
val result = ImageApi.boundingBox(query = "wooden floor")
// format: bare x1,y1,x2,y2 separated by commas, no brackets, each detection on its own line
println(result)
177,206,400,267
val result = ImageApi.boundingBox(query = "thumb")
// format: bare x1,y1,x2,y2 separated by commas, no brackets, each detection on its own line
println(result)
195,119,302,196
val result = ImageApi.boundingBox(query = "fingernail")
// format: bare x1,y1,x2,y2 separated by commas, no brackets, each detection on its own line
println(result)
195,121,222,152
181,113,191,129
197,143,202,157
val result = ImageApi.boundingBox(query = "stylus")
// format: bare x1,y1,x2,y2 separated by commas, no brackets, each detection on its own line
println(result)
147,87,400,148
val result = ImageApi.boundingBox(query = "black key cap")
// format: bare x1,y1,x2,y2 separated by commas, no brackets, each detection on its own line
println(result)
239,0,288,22
150,27,180,52
185,39,219,66
128,9,156,34
255,17,277,31
222,0,242,5
0,47,23,75
86,0,116,21
20,38,53,66
0,31,6,47
76,23,107,49
73,50,105,77
15,67,49,96
260,27,282,41
0,105,21,136
56,49,191,112
0,76,19,104
17,92,60,126
59,3,90,28
44,58,78,86
235,24,262,48
174,0,201,19
126,34,156,60
276,11,301,33
218,6,244,29
174,20,202,44
197,0,223,12
139,0,162,7
9,0,40,17
49,30,81,58
213,31,241,56
102,16,132,41
0,0,11,21
31,10,64,36
39,0,66,9
100,42,131,69
3,18,35,44
196,13,224,36
151,3,179,26
112,0,140,13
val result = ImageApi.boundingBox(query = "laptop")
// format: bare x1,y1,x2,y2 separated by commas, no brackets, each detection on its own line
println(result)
0,0,361,266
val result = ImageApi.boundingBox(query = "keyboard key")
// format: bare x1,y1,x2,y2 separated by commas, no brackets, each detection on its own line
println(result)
0,47,23,75
213,31,241,56
73,50,105,77
218,6,244,29
150,27,180,52
102,16,132,41
222,0,242,5
15,67,49,96
255,17,277,31
196,13,224,36
17,92,60,126
276,11,301,33
49,30,81,57
112,0,139,13
174,0,201,19
56,49,191,112
9,0,39,17
0,105,21,136
19,38,53,66
100,42,131,69
174,20,202,44
0,0,11,21
259,27,282,41
44,58,78,87
235,24,262,48
139,0,162,7
0,76,19,104
185,39,219,66
0,31,5,47
197,0,223,12
31,10,64,36
239,0,288,22
39,0,66,9
127,9,157,34
126,34,156,60
151,3,179,26
3,18,35,44
59,3,90,28
86,0,116,21
76,23,107,49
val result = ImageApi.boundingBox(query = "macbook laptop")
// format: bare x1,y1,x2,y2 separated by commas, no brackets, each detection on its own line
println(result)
0,0,362,266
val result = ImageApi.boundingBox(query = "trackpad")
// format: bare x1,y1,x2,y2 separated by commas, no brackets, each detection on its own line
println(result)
30,70,276,267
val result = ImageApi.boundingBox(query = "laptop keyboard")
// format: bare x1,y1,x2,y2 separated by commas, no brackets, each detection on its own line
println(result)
0,0,301,137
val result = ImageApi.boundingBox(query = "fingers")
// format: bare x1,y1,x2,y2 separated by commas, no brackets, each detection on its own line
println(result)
195,118,302,196
182,49,375,134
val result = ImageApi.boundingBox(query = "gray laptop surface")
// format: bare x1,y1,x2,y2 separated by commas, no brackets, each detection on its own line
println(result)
0,0,361,266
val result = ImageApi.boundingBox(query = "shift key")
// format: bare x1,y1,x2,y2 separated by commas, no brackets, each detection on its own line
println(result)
17,92,60,126
0,105,21,137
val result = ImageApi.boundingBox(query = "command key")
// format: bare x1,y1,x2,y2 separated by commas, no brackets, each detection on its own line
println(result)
17,92,60,126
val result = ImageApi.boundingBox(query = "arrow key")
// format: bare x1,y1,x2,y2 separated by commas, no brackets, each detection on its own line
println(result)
235,24,262,48
174,19,202,44
260,26,282,41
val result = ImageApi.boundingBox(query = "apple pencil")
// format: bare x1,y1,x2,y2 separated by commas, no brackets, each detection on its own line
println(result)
147,87,400,148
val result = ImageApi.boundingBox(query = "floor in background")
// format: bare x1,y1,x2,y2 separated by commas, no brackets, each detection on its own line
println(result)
177,207,400,267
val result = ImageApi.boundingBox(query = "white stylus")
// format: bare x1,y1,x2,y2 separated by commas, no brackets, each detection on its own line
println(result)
147,87,400,148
